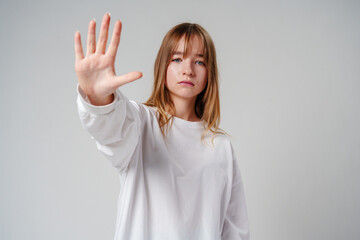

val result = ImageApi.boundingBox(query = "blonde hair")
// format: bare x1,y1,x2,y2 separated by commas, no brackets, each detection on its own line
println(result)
144,23,225,142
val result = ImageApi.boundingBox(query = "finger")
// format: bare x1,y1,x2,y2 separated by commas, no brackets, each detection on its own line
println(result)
86,19,96,56
107,20,122,59
96,13,111,54
74,31,84,63
112,71,143,88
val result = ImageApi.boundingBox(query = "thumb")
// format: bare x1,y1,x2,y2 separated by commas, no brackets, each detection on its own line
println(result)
112,71,143,88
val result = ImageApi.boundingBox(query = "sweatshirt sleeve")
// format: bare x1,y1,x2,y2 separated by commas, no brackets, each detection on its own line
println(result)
76,84,142,174
221,145,250,240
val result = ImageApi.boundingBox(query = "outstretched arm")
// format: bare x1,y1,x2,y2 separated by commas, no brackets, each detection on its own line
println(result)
75,13,143,174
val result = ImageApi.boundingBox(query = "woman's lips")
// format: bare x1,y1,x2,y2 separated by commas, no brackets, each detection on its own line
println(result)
179,81,194,86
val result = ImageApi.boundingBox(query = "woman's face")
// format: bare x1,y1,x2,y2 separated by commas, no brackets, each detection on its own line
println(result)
165,35,208,103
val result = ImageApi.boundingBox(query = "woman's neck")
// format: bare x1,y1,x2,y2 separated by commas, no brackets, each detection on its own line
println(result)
168,96,200,122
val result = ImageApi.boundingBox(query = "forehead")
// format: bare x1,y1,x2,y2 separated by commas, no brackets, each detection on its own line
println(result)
174,35,205,55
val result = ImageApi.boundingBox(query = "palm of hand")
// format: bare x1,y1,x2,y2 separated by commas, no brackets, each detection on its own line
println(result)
75,53,116,99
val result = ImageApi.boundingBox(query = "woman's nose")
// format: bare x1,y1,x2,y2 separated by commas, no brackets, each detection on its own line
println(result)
182,60,195,76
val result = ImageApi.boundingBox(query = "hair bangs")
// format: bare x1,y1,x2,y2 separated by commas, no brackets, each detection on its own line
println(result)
170,25,209,65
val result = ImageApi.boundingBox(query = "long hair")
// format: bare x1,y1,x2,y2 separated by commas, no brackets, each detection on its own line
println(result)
144,23,225,142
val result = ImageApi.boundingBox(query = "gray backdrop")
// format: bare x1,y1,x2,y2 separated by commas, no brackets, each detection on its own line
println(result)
1,0,359,239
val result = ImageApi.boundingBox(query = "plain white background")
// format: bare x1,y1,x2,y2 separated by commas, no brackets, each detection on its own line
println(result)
1,0,359,239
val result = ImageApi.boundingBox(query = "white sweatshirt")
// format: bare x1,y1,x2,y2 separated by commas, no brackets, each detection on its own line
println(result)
77,85,250,240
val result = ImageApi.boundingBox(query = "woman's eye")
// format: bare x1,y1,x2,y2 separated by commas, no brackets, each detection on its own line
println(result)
196,61,205,66
172,58,181,62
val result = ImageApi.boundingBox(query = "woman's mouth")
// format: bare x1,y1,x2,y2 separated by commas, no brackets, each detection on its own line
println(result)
179,81,194,86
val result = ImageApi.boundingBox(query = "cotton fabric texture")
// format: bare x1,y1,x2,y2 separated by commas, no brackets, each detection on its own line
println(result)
77,85,250,240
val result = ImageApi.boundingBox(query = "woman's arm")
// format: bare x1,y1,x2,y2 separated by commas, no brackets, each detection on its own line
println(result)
221,145,250,240
74,13,143,174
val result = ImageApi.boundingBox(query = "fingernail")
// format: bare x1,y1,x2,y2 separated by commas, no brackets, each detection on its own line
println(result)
106,12,111,16
92,18,96,22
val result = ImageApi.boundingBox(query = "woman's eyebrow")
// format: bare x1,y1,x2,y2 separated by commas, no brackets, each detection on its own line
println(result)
173,51,204,57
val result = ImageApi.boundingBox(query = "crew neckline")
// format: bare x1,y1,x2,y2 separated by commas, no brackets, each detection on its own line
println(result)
172,115,204,128
147,105,205,128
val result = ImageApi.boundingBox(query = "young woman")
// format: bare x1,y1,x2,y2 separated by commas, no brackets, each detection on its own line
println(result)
74,13,249,240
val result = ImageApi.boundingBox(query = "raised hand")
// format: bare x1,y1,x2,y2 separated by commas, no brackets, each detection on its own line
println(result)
74,13,142,106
